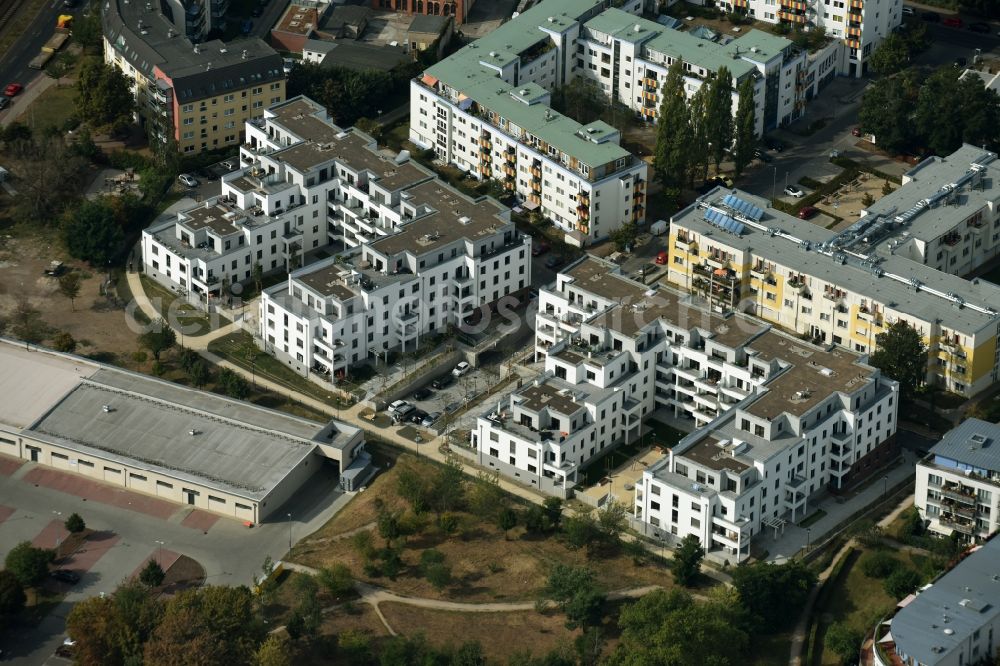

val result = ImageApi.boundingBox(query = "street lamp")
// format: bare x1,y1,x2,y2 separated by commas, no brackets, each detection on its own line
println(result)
287,512,293,550
155,540,165,566
882,475,888,498
771,165,777,201
806,528,811,551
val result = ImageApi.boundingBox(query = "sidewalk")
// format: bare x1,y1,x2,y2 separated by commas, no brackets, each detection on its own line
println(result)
763,449,918,563
0,74,57,128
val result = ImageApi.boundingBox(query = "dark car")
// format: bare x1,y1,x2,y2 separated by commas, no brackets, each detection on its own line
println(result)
0,97,8,111
954,57,968,68
51,570,80,584
798,206,818,220
753,148,773,163
412,386,432,401
921,11,940,21
544,255,564,269
241,19,253,34
431,375,453,390
969,21,990,33
251,6,262,16
409,409,429,424
531,242,549,256
763,137,784,152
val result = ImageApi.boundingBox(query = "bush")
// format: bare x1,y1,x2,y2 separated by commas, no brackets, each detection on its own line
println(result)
5,542,54,588
883,567,921,599
139,559,165,587
64,513,86,534
860,550,899,578
825,622,862,665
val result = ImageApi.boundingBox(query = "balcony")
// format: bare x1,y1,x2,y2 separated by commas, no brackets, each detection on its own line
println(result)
941,484,976,504
938,516,976,535
940,499,976,519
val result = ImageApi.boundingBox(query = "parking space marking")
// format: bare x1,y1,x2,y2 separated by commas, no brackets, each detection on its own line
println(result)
0,455,23,477
130,548,181,579
0,505,14,526
22,468,180,520
31,519,69,550
62,530,121,575
180,510,219,532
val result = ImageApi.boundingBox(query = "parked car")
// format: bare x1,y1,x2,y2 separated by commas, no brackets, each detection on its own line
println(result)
544,255,564,269
798,206,818,220
421,412,441,427
531,241,549,256
921,11,940,21
784,185,805,198
178,173,199,188
387,399,409,415
409,409,429,424
942,15,962,27
969,21,990,32
241,19,254,34
633,264,657,280
431,375,454,390
44,260,65,277
655,250,668,265
901,5,914,15
411,386,432,401
763,136,784,152
452,361,471,377
851,127,861,137
753,148,773,163
4,83,23,97
954,57,968,68
220,159,236,170
393,403,417,423
528,287,539,300
0,97,8,110
51,569,80,584
251,6,262,16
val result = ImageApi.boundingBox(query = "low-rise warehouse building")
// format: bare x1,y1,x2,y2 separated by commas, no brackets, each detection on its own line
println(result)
0,340,370,523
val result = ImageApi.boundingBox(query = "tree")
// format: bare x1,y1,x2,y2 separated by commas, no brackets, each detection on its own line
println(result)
498,507,518,539
732,560,816,632
894,506,925,542
861,192,876,207
286,575,322,639
825,621,862,665
10,296,46,349
5,130,89,226
5,542,54,588
869,33,910,76
52,331,78,353
65,512,86,533
860,550,899,578
67,582,163,666
687,85,710,186
254,634,292,666
467,470,504,519
654,61,693,189
607,588,750,666
425,562,453,591
671,534,704,587
337,629,373,664
914,67,1000,156
705,67,734,172
882,180,895,196
524,504,548,534
542,565,606,629
76,58,135,133
732,77,757,179
317,563,353,597
858,76,916,155
217,367,250,399
884,567,921,598
596,500,628,549
563,513,600,551
58,272,82,311
139,320,177,361
188,358,212,388
376,508,402,545
609,222,639,252
139,559,166,587
869,321,928,400
0,570,26,619
63,199,125,266
429,456,466,516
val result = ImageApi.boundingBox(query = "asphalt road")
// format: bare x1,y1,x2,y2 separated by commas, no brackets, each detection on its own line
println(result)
0,0,90,98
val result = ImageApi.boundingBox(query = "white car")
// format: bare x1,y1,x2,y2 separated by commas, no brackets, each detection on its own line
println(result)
387,399,408,414
452,362,471,377
178,173,199,188
784,185,805,198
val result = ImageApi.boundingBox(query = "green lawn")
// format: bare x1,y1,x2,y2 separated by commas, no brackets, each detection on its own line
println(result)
18,83,77,132
140,275,223,337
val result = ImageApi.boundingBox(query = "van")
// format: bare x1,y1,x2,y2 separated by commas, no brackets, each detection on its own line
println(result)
393,404,417,423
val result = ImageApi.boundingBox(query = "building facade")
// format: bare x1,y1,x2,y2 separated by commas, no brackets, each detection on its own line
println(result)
915,419,1000,543
103,0,285,154
371,0,475,26
719,0,902,76
667,152,1000,396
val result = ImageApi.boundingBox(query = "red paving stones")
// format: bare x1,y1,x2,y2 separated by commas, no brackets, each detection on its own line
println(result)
61,530,121,575
22,467,179,520
0,505,14,526
32,519,69,550
0,455,23,477
130,548,181,580
180,510,219,532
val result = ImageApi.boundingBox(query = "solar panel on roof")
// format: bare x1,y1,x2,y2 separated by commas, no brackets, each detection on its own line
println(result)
732,221,746,235
722,194,764,221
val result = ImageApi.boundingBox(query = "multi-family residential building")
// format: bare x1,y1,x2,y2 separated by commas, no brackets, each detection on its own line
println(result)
143,97,532,361
915,419,1000,543
158,0,228,42
474,255,900,536
103,0,285,154
872,535,1000,666
667,149,1000,396
371,0,475,26
719,0,902,76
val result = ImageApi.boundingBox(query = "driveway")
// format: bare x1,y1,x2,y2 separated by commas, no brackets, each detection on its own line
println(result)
0,456,351,664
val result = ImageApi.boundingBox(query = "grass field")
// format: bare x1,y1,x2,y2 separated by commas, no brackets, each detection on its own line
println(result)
16,83,77,132
290,452,676,603
140,274,222,337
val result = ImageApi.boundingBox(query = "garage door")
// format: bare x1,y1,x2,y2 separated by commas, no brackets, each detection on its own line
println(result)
156,480,174,498
235,502,255,523
207,495,227,515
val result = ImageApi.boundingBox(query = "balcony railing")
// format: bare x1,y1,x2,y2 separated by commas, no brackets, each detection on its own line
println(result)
941,485,977,504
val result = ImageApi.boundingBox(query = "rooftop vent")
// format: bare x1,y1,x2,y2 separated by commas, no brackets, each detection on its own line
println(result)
102,405,113,413
188,429,199,436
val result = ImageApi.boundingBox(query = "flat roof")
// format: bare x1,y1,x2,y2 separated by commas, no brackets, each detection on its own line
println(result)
180,203,243,236
890,538,1000,666
672,187,1000,333
319,41,410,72
276,5,321,35
928,418,1000,472
295,261,359,300
408,14,451,34
0,341,358,501
518,381,587,416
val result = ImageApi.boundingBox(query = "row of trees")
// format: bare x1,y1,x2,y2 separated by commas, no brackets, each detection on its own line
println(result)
654,61,757,193
859,65,1000,157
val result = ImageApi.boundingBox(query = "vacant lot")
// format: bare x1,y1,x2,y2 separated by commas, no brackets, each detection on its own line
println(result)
291,452,674,603
0,234,140,363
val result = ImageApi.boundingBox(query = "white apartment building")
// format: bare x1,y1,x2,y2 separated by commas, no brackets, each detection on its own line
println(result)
668,155,1000,397
915,419,1000,543
636,332,898,562
721,0,902,76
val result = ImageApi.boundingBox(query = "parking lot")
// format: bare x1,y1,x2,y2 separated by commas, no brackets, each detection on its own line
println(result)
173,156,239,201
390,362,502,430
